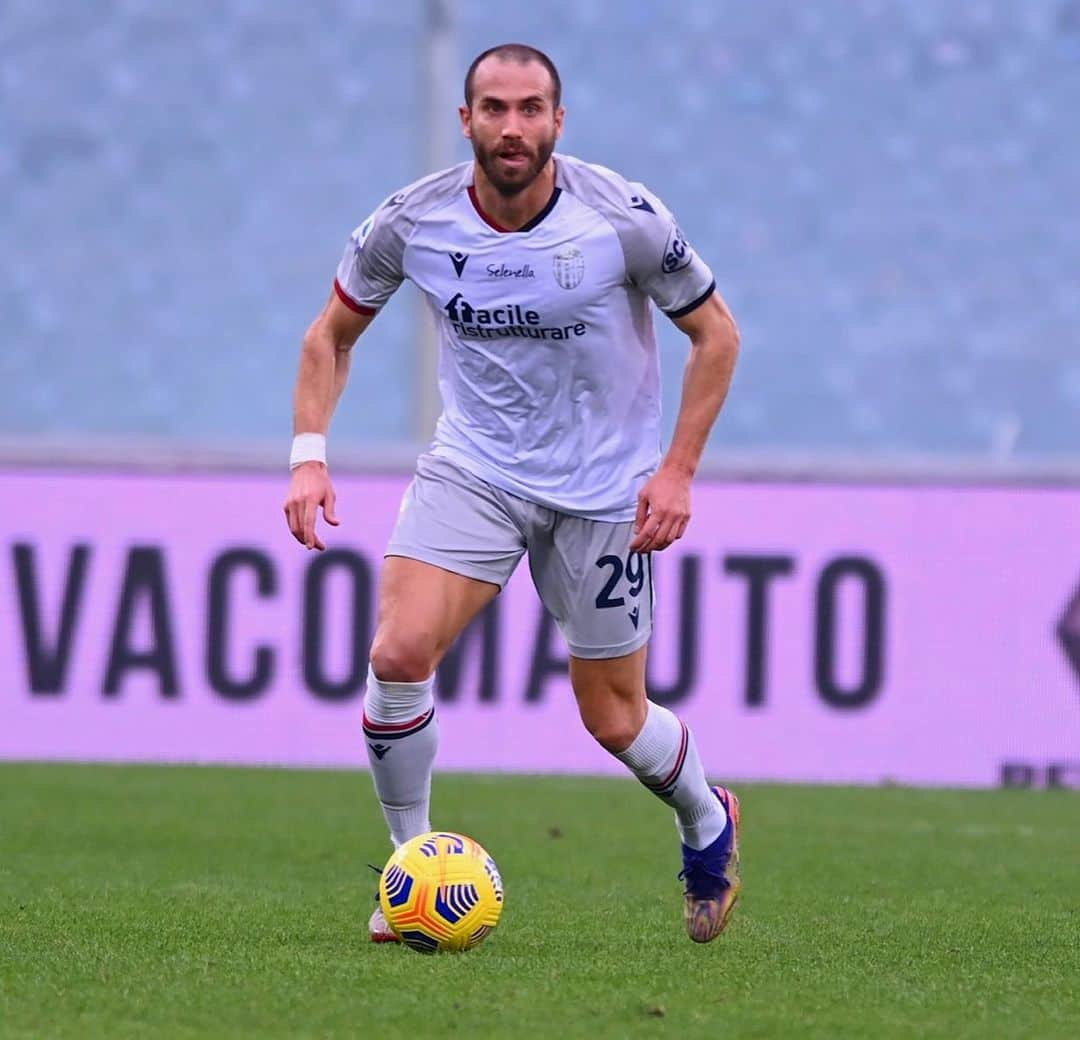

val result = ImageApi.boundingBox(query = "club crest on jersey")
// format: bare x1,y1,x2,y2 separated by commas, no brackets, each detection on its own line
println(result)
552,246,585,290
662,224,693,274
449,251,469,278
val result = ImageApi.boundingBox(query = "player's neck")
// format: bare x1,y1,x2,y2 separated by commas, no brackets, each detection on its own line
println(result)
472,160,557,231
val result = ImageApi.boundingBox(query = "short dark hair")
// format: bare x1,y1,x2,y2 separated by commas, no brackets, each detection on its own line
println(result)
464,44,562,109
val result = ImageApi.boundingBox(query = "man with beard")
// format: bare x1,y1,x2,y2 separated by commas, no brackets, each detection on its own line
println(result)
284,44,742,944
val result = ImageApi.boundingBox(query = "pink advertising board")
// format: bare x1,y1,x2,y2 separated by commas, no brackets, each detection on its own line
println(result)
1,469,1078,788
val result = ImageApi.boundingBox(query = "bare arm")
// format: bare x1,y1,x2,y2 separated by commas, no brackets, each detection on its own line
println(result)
630,291,741,553
284,291,375,550
663,291,740,477
293,290,375,434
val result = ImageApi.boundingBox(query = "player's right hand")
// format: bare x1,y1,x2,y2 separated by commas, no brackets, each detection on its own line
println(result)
283,462,340,551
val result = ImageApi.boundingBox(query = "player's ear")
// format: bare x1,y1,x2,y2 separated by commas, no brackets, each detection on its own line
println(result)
554,105,565,139
459,105,472,139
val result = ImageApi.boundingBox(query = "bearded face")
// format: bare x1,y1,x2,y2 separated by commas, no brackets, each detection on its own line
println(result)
470,127,557,197
461,58,564,197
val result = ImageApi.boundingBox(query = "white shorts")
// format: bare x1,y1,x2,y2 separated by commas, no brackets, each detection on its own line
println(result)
386,454,653,659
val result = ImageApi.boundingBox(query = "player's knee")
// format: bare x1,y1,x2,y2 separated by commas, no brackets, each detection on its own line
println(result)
369,634,437,683
581,713,639,755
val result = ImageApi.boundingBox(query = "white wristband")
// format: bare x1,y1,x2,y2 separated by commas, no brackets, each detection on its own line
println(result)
290,433,327,470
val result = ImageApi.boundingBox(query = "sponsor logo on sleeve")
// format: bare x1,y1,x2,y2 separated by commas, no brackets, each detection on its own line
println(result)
351,214,376,252
662,224,693,274
629,193,656,214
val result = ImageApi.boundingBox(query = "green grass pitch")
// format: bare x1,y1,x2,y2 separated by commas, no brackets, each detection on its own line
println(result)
1,764,1077,1039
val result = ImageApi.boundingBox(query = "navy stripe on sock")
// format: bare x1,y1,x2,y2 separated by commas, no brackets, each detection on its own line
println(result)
362,708,435,741
643,722,688,797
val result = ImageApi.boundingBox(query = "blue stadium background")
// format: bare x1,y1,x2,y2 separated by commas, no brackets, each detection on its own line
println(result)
4,0,1079,462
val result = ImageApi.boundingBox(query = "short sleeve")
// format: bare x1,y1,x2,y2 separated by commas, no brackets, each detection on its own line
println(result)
621,185,715,318
333,196,408,314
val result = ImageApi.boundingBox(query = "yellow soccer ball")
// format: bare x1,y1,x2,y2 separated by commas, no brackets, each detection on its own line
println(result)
378,831,504,953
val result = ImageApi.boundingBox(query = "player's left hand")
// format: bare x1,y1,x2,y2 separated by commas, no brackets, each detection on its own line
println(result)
631,466,691,553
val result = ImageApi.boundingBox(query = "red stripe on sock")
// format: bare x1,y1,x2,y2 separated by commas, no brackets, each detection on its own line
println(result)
362,709,432,733
656,722,688,791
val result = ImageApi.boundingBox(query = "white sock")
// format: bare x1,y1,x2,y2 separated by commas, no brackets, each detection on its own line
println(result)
615,701,728,851
362,666,438,848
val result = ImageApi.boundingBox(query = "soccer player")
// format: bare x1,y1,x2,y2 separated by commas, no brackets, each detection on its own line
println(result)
284,44,742,944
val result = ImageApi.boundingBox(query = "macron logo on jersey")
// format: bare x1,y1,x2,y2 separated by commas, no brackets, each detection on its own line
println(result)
443,292,587,341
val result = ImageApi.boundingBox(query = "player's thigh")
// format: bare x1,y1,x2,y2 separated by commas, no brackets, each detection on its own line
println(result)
371,454,525,678
387,453,526,588
372,555,499,676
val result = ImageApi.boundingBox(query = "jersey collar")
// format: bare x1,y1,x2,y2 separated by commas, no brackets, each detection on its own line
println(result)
467,180,562,233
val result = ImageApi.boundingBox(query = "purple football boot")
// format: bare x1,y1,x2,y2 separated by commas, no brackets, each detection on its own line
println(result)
678,786,741,943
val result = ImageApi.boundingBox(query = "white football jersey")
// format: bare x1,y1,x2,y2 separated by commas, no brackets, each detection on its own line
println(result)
334,153,715,521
